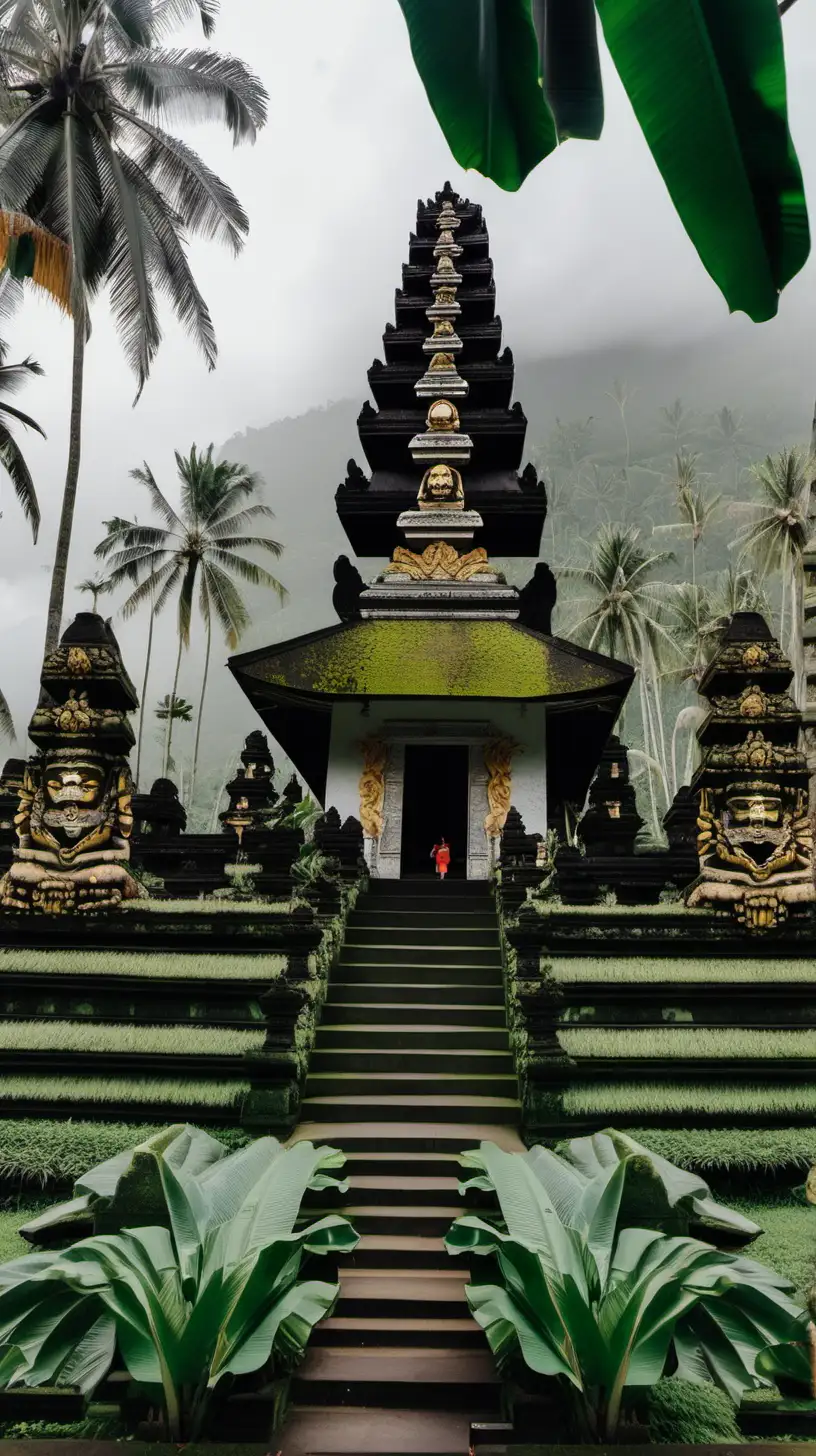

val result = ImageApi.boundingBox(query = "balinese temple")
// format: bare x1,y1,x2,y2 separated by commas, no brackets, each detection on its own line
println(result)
231,184,633,876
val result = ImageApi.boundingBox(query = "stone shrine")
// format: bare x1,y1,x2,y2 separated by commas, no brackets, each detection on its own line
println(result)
230,185,633,879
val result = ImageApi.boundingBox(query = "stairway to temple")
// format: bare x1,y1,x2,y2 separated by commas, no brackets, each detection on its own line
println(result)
282,878,522,1456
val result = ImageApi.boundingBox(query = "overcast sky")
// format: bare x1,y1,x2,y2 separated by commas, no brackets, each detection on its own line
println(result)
1,0,816,742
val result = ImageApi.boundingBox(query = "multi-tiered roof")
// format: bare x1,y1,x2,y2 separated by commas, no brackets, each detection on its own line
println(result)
337,182,547,558
230,187,633,809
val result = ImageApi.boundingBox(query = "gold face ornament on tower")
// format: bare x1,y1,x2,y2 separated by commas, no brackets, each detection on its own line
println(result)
417,463,465,510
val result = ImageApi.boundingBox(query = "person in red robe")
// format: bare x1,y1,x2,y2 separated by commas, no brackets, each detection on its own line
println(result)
431,837,451,880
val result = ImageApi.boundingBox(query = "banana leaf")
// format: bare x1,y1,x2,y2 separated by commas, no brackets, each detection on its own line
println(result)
532,0,604,140
397,0,808,321
594,0,809,321
396,0,557,191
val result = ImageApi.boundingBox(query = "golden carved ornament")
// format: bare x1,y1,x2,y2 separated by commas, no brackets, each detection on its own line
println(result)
358,737,388,840
430,320,454,339
384,542,491,581
742,644,769,669
429,351,455,371
434,287,457,305
426,399,459,432
484,738,517,839
66,646,92,675
417,464,465,510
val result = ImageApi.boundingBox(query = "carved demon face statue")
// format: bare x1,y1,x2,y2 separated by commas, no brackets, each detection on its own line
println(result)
24,752,132,866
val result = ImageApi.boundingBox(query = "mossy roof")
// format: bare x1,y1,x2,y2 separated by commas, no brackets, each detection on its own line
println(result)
231,618,630,703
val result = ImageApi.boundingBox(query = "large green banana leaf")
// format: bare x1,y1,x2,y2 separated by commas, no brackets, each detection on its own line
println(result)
0,1137,358,1441
446,1147,802,1439
396,0,809,322
396,0,557,190
459,1132,760,1243
595,0,809,322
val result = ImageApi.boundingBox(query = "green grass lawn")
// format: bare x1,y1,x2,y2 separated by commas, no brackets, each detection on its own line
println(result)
619,1125,816,1173
0,1075,249,1109
560,1028,816,1059
0,1118,247,1186
565,1082,816,1118
0,948,285,980
728,1193,816,1301
550,956,816,984
0,1020,265,1056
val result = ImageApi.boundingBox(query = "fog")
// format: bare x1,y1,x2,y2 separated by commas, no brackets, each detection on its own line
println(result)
1,0,815,798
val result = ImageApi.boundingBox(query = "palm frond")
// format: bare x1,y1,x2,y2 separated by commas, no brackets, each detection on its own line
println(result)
130,462,182,530
209,546,286,600
0,683,14,740
0,425,38,539
110,47,267,142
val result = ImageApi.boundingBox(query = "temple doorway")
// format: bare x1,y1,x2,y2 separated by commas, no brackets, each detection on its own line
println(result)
400,744,469,878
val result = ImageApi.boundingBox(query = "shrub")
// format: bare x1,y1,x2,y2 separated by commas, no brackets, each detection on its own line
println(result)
647,1378,743,1443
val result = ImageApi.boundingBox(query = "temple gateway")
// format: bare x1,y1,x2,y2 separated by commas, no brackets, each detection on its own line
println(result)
230,185,632,877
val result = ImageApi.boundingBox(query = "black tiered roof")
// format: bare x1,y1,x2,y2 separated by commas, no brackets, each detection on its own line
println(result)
336,183,547,557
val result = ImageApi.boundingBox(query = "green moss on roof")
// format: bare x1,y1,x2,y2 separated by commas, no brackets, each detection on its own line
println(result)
249,620,623,700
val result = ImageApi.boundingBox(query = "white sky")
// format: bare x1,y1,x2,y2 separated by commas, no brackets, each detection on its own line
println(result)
0,0,815,741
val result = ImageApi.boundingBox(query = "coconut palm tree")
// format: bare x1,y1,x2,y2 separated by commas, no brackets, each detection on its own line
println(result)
731,446,811,705
563,525,677,833
102,445,286,792
0,339,45,541
653,451,722,681
95,515,154,787
0,0,269,657
76,573,112,613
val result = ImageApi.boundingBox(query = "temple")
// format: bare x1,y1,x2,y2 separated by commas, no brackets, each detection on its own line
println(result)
231,185,633,876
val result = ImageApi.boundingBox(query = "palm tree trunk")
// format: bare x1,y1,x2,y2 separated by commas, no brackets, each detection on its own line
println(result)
136,600,155,790
44,310,85,657
190,616,212,802
790,559,805,708
163,632,184,778
638,671,661,838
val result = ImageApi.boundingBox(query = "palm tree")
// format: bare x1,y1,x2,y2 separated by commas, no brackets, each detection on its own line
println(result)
731,447,811,705
563,525,677,834
0,339,45,541
103,445,286,792
653,451,722,680
76,573,112,613
154,693,193,782
0,0,269,657
95,515,154,787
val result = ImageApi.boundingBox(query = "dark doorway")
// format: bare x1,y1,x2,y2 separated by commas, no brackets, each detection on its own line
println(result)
400,744,469,878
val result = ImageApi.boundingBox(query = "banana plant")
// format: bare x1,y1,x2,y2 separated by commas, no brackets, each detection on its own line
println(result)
396,0,808,323
557,1128,761,1242
0,1131,358,1441
447,1143,802,1439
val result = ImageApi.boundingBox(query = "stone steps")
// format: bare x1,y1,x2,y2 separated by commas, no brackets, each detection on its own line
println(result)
282,879,517,1454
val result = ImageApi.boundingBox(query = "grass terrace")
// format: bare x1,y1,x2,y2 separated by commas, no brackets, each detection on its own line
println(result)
560,1027,816,1059
560,1125,816,1173
121,898,306,915
0,1118,247,1187
0,1021,266,1055
550,956,816,984
0,949,286,980
0,1075,249,1109
564,1082,816,1119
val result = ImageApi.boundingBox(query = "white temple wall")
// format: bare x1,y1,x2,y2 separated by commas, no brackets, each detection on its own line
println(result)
324,699,548,837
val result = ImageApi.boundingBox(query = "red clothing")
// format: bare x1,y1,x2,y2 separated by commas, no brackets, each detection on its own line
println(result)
433,843,451,877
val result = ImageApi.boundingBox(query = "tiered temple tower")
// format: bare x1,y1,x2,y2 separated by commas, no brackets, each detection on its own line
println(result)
231,185,632,878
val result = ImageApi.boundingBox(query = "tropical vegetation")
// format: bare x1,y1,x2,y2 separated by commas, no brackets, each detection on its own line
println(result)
446,1137,804,1440
396,0,809,322
0,0,269,655
97,446,285,790
0,1125,358,1439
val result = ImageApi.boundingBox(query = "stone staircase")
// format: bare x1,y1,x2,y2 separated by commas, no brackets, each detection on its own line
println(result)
283,878,522,1456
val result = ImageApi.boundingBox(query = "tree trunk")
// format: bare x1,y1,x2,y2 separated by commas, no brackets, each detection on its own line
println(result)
163,632,184,779
790,559,805,709
190,616,212,802
44,310,86,657
136,601,155,790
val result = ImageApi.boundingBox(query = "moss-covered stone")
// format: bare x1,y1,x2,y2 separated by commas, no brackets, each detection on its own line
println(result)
248,619,627,700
